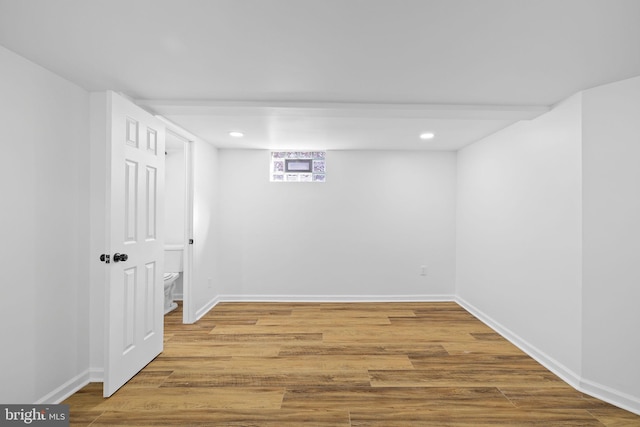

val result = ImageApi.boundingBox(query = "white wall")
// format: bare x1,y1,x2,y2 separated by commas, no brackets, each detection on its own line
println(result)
0,45,90,403
191,140,221,317
164,138,186,246
457,79,640,414
582,75,640,409
456,94,583,380
217,150,457,299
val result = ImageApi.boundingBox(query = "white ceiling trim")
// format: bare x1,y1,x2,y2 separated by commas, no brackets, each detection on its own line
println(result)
138,99,550,121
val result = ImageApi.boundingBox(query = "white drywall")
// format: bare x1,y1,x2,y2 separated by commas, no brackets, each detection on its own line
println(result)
191,140,221,317
164,137,186,246
582,75,640,409
0,45,90,403
456,94,583,378
216,150,457,299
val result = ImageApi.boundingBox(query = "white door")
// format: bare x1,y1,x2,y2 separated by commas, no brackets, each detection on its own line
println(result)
104,91,165,397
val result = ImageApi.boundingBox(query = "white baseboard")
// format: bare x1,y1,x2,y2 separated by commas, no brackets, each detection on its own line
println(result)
455,296,581,387
214,294,456,303
36,370,91,405
580,377,640,416
456,296,640,416
195,295,221,322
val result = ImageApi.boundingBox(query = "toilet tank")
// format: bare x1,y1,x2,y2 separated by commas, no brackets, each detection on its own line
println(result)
164,245,184,272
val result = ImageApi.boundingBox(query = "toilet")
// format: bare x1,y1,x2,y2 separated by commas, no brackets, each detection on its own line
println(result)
164,245,183,315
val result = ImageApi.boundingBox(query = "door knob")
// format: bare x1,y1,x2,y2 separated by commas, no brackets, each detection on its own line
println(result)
113,253,128,263
99,254,110,264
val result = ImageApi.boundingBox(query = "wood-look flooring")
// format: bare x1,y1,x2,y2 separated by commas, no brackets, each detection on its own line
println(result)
64,302,640,426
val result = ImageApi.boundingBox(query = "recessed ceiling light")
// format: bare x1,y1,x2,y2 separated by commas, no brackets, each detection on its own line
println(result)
420,132,435,140
229,131,244,138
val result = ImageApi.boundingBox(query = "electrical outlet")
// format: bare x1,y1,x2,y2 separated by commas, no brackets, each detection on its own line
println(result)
420,265,427,276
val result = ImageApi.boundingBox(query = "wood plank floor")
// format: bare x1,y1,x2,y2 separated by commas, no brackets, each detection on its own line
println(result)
64,302,640,426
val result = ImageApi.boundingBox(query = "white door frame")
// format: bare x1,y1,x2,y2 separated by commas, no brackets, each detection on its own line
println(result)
161,122,196,324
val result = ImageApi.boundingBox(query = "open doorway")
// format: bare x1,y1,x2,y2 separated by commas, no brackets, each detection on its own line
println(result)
164,128,194,324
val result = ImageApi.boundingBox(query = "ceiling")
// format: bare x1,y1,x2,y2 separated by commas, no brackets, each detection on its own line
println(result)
1,0,639,150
